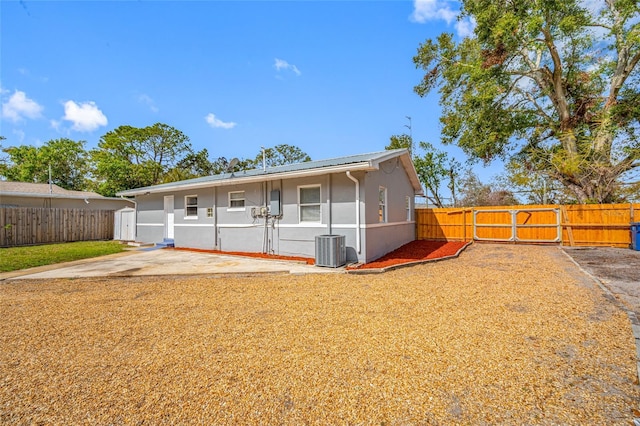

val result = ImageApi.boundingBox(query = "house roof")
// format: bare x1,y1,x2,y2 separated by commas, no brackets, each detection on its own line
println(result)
0,181,120,200
117,149,424,197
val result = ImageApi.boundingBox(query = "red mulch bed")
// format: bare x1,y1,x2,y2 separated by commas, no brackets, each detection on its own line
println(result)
347,240,469,270
173,247,315,265
174,240,468,270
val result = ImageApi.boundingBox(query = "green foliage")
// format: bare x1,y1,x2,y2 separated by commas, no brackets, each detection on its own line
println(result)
496,160,573,205
458,170,519,207
414,0,640,203
1,127,314,196
249,144,311,169
0,138,89,190
91,123,192,196
0,241,124,272
163,150,253,182
386,134,464,207
385,134,413,151
413,141,450,207
164,149,216,182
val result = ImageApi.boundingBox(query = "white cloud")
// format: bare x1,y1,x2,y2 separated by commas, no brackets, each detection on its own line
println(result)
411,0,457,24
50,119,61,131
1,90,43,122
274,58,301,76
62,100,108,132
205,113,236,129
455,16,476,38
137,93,159,112
410,0,476,37
12,129,25,143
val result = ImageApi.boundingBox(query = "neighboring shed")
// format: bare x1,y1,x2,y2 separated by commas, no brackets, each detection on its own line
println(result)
114,207,136,241
117,149,424,264
0,181,134,210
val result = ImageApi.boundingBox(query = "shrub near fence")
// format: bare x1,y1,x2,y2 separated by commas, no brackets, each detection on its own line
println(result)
0,207,115,247
416,203,639,248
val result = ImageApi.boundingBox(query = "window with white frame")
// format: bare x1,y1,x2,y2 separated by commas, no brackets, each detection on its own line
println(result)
379,187,387,223
185,195,198,218
228,191,245,210
406,196,411,221
299,185,321,223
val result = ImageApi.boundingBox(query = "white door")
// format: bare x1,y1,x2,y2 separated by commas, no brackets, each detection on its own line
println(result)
164,195,174,239
121,209,136,241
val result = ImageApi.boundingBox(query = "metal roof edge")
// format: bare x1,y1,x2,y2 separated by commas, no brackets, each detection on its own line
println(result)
399,154,425,196
117,162,377,196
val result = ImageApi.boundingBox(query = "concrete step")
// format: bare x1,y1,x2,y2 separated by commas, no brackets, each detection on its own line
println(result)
127,241,155,248
155,238,175,248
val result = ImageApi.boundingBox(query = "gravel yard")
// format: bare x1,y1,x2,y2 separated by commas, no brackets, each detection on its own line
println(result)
1,244,638,424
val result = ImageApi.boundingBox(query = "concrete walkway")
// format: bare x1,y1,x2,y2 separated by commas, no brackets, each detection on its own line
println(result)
0,248,344,280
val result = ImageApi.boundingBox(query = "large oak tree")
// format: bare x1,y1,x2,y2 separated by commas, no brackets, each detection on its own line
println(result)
414,0,639,203
91,123,192,196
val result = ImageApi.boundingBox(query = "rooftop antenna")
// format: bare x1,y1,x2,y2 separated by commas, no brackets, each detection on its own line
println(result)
404,116,413,157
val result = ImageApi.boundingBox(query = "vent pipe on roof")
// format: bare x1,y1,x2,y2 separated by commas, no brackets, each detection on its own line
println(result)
346,171,361,254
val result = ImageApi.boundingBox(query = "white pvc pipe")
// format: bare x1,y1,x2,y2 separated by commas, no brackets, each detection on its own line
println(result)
346,171,361,253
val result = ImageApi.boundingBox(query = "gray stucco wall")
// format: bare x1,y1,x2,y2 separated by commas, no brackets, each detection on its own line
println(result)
361,158,417,263
135,193,165,244
171,188,216,249
131,158,417,263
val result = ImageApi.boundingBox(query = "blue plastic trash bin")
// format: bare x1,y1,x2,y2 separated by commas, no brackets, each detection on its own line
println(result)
632,222,640,251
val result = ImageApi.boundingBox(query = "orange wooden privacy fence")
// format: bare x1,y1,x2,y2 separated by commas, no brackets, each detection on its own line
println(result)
416,204,639,248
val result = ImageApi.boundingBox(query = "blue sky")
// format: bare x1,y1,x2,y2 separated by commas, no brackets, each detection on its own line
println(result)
1,0,501,193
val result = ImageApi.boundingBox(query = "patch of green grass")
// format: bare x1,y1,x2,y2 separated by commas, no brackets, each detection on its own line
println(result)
0,241,125,272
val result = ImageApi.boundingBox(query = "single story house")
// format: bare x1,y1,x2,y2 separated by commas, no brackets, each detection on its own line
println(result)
0,181,134,210
117,149,424,264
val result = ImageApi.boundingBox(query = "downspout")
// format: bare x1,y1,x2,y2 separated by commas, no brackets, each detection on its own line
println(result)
327,174,332,235
346,171,361,254
213,186,218,249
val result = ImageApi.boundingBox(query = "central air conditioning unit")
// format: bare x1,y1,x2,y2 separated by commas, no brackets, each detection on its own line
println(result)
315,235,346,267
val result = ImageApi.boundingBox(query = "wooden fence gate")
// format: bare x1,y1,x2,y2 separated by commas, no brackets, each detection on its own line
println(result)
473,207,562,243
416,203,639,248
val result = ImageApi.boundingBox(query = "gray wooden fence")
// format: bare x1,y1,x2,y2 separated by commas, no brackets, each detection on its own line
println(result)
0,207,115,247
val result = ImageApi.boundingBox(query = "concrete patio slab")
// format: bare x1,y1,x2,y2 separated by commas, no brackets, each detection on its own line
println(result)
0,248,344,280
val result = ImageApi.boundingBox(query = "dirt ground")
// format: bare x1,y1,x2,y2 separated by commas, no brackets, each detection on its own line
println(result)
563,247,640,317
1,244,639,424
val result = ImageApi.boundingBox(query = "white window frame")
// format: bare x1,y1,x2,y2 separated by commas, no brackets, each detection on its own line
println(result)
185,195,198,219
228,191,246,211
298,184,321,223
379,186,387,223
406,196,411,221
